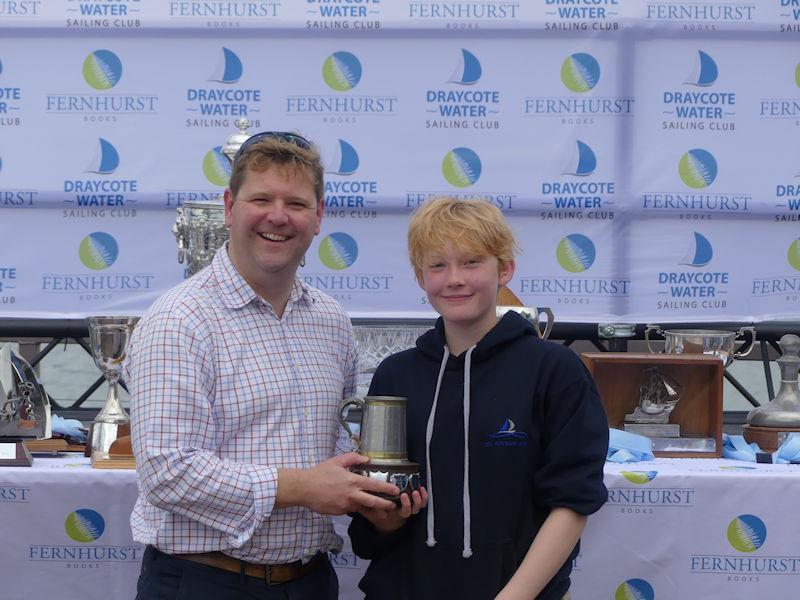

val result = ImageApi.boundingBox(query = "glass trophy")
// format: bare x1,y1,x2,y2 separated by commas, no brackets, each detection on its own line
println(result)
86,316,139,467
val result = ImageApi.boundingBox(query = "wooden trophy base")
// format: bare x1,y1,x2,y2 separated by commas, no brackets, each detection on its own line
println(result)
742,425,800,454
91,434,136,469
0,441,33,467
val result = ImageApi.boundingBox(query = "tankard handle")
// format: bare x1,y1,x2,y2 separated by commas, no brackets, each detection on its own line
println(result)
645,324,664,354
338,397,365,452
734,326,757,360
537,307,554,340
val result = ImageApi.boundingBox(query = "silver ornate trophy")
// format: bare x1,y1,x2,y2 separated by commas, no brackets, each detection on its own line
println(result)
86,316,139,467
645,325,756,366
624,367,683,439
0,345,51,466
744,334,800,452
173,119,251,276
338,396,421,502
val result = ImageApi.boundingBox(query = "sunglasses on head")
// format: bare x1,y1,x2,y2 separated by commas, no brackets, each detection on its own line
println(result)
233,131,312,164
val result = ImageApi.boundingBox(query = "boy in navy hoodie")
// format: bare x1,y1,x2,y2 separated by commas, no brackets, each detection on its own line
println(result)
349,197,608,600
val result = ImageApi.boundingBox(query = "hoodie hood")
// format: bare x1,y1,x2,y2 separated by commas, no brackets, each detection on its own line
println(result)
416,310,540,364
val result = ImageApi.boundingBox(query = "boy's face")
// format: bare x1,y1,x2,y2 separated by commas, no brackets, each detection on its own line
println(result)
418,241,514,333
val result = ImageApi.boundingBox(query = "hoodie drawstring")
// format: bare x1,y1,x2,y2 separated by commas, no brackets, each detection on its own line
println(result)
424,344,476,559
461,345,475,558
425,345,449,549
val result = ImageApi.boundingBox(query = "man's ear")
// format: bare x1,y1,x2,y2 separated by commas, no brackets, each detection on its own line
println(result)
223,188,234,228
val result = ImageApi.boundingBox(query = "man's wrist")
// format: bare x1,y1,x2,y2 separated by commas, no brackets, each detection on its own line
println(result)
276,468,307,509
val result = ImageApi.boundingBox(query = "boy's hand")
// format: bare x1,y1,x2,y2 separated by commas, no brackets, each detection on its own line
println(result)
359,486,428,534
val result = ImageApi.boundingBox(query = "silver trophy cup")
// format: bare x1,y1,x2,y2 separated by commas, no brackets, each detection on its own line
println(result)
338,395,420,501
497,306,554,339
86,316,139,464
173,119,252,276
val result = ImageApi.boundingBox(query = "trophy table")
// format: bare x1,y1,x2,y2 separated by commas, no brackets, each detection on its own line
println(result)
744,334,800,453
86,316,139,468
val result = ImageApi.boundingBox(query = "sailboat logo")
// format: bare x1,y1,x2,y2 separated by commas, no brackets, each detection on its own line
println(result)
679,148,717,189
490,418,528,439
85,138,119,175
209,47,243,84
680,232,713,267
562,140,596,177
685,50,718,87
448,49,481,85
327,139,359,175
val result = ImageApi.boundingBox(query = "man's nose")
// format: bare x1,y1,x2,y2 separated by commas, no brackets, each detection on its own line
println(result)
266,201,289,225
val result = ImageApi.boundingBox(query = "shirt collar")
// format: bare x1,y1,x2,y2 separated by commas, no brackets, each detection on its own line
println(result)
212,243,315,312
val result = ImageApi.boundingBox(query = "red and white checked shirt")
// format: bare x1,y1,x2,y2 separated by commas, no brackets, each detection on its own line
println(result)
127,245,357,563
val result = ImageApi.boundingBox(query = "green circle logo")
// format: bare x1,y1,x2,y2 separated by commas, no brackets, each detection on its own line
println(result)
727,514,766,552
65,509,105,542
621,470,657,484
202,146,231,187
679,148,717,189
319,232,358,270
82,50,122,90
561,53,600,93
788,239,800,271
322,51,362,91
79,232,119,270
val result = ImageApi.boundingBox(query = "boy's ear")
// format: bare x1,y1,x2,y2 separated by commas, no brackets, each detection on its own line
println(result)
498,259,515,287
415,269,425,290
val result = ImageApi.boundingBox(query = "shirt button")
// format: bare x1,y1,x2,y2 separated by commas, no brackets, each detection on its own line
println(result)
303,409,309,416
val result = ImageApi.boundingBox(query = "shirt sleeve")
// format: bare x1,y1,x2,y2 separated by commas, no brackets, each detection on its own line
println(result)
532,349,609,516
128,305,277,549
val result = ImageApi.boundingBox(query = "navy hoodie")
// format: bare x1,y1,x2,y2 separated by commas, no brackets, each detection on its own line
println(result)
348,311,608,600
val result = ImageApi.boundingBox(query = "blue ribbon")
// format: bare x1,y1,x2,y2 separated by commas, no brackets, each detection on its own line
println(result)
722,432,800,464
607,428,655,463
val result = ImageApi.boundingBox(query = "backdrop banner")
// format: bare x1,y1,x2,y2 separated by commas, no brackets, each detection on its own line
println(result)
2,2,799,322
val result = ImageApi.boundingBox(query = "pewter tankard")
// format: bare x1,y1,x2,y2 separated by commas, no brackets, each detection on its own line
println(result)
338,396,420,500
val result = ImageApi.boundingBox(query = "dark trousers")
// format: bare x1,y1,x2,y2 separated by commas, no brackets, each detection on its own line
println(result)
136,546,339,600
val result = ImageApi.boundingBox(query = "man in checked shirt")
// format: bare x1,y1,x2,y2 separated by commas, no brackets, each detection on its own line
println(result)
127,131,420,599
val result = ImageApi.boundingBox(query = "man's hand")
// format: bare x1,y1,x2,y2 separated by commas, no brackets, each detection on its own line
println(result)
359,486,428,534
277,453,400,515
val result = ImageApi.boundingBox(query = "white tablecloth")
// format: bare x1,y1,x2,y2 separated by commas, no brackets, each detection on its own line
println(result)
1,456,799,599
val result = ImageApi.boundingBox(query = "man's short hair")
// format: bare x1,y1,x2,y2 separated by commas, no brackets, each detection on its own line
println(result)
407,196,519,278
228,135,324,201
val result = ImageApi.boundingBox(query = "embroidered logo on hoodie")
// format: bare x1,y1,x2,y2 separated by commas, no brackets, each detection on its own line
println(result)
485,418,528,447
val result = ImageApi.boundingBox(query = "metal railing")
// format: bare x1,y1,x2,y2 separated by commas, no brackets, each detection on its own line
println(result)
1,318,797,424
